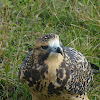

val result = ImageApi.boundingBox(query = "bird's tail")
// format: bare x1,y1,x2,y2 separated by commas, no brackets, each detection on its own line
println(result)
90,62,100,74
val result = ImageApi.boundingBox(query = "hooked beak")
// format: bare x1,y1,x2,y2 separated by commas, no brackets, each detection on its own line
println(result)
50,46,63,56
56,47,63,56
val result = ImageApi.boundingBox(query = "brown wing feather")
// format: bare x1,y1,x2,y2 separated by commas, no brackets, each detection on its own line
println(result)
64,47,93,94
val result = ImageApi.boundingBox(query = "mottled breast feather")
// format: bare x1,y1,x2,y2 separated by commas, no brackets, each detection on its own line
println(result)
19,50,48,87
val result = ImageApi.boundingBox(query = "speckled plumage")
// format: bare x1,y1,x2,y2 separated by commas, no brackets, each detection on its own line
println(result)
19,33,93,100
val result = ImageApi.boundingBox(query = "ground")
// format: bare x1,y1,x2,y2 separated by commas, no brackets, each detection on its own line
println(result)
0,0,100,100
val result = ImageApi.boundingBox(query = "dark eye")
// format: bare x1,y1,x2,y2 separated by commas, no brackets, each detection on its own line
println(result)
41,46,48,50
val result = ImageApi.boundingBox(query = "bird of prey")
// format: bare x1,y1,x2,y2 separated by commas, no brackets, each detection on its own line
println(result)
19,33,94,100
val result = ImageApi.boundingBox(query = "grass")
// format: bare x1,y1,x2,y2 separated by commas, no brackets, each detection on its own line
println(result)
0,0,100,100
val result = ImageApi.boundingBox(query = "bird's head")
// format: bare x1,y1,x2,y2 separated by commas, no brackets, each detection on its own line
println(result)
34,33,64,63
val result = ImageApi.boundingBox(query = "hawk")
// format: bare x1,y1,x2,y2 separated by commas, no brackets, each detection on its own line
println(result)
19,33,93,100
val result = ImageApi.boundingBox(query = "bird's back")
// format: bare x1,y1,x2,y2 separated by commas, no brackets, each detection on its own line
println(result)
63,47,93,94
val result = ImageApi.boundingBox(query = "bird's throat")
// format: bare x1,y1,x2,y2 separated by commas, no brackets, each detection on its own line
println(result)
44,53,64,86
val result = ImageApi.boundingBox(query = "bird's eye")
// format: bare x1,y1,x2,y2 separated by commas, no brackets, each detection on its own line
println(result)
41,46,48,50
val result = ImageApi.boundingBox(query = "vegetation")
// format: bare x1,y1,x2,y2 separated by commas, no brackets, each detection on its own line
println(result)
0,0,100,100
